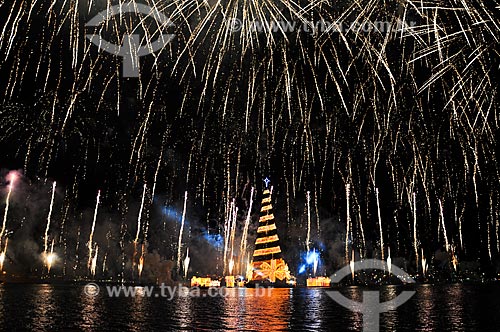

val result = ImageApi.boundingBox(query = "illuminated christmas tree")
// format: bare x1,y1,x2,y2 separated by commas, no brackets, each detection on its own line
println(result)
247,178,293,287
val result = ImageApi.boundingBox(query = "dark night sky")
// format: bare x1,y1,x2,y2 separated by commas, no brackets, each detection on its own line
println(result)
0,1,499,279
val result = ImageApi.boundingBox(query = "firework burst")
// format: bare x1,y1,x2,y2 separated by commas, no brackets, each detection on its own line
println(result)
0,0,499,280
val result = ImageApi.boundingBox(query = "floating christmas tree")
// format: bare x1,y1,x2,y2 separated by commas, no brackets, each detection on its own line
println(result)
247,178,293,287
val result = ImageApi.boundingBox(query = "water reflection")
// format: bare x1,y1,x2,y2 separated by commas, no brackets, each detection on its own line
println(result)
222,288,246,330
80,284,103,331
299,288,323,330
338,287,363,331
172,296,191,329
416,284,437,331
0,283,499,331
128,286,152,329
239,288,291,331
381,286,399,331
32,284,56,330
443,284,472,331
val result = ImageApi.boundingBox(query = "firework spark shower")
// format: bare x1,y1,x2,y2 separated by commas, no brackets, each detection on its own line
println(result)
0,0,499,287
1,0,500,331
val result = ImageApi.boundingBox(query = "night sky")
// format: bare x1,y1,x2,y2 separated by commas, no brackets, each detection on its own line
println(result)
0,0,499,281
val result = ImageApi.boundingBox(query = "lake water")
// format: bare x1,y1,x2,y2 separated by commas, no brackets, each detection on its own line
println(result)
0,283,499,331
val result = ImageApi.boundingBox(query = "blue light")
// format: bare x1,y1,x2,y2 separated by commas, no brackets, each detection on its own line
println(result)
298,265,306,274
203,233,224,249
305,250,319,265
162,207,189,226
163,206,224,250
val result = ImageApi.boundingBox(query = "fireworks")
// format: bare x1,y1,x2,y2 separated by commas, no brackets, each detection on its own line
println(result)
135,184,147,243
0,0,499,282
350,250,355,281
47,239,56,273
183,248,190,279
88,190,100,271
0,253,5,271
138,243,145,278
387,247,392,275
306,191,311,253
176,191,188,273
0,172,16,271
43,181,56,270
133,184,147,275
223,198,235,275
421,249,428,277
0,238,8,271
312,251,319,276
345,183,350,263
413,193,419,271
439,199,450,252
246,261,253,281
239,186,254,273
90,246,98,277
229,204,237,273
0,172,16,242
451,249,459,272
375,188,385,260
